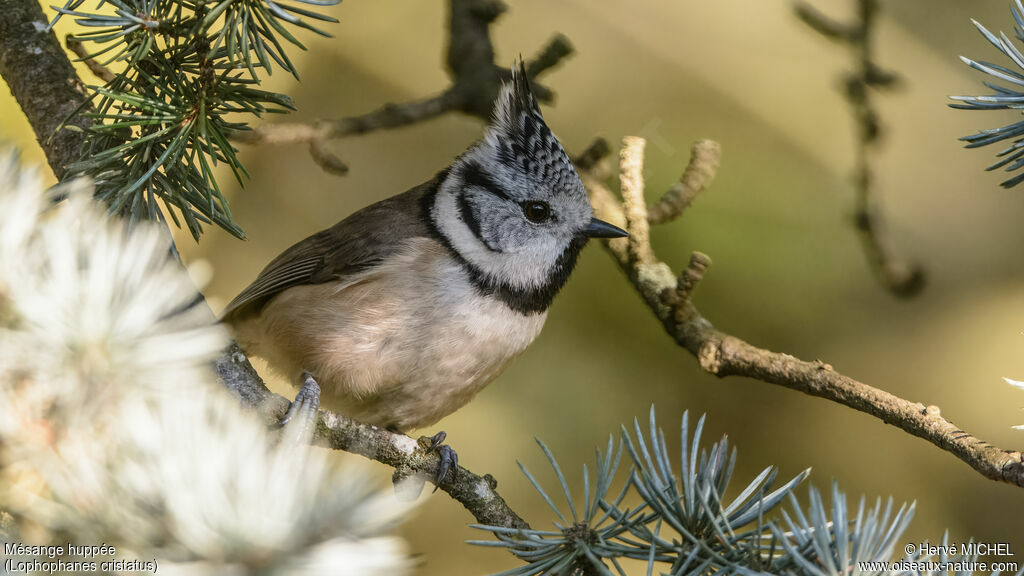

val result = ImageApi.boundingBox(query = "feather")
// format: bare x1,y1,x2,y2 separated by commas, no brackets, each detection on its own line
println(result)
221,174,443,319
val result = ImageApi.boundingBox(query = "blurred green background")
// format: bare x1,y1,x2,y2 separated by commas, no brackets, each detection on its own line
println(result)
4,0,1024,573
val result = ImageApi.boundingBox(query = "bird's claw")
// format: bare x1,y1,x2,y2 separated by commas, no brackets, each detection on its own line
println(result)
276,371,321,431
426,430,458,488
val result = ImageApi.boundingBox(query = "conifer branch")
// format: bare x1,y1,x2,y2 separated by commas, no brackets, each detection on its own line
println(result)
45,0,344,240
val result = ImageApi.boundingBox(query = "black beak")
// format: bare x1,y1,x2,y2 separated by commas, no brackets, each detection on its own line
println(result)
584,217,628,238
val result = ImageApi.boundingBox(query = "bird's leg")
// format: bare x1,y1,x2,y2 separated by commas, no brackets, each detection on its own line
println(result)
277,370,321,429
426,430,458,488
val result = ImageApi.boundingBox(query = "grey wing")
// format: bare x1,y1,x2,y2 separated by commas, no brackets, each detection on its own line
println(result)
221,179,436,320
221,230,335,319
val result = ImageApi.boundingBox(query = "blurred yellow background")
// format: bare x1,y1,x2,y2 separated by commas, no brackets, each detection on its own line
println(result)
3,0,1024,573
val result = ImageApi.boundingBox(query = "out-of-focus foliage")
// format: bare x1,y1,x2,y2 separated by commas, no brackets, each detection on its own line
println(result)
0,151,410,575
49,0,341,239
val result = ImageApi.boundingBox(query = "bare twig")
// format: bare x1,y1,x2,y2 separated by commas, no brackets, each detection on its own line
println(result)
308,138,349,176
675,251,712,302
794,3,857,41
230,93,455,147
232,0,574,173
230,93,455,174
0,510,13,541
581,137,1024,488
796,0,925,298
647,139,721,225
526,33,574,78
65,36,115,83
619,136,654,265
575,138,612,173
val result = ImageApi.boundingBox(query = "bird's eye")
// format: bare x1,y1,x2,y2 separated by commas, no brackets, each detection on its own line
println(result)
522,201,551,223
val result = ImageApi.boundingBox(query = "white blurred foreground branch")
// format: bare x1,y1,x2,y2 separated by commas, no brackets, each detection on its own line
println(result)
0,154,411,575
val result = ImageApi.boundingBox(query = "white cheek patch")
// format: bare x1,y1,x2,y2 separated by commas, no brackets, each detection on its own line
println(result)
434,178,559,290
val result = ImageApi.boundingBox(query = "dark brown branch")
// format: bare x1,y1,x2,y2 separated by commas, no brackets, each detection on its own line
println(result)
581,137,1024,488
794,2,857,41
797,0,925,298
0,0,91,179
525,34,574,80
575,138,612,172
232,0,573,170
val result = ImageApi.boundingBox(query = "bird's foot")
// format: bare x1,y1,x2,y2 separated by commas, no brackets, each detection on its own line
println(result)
426,430,458,489
276,371,321,431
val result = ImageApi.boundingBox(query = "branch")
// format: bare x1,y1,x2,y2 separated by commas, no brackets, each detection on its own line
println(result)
216,345,530,529
231,0,574,172
796,0,925,298
647,139,721,225
794,3,857,41
230,92,457,175
579,136,1024,488
0,0,91,179
2,0,531,532
65,36,115,83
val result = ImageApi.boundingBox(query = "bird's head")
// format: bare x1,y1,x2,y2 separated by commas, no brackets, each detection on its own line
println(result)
430,62,626,312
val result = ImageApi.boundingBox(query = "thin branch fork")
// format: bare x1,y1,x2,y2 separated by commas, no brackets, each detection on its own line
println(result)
229,0,573,175
580,135,1024,488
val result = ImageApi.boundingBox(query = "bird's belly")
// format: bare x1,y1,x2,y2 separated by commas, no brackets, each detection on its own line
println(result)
319,285,546,430
253,241,547,430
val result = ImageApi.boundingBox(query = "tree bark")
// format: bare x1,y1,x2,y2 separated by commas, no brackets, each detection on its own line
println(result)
0,1,91,179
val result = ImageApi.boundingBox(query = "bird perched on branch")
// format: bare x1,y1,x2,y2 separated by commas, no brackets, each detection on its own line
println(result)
223,62,626,485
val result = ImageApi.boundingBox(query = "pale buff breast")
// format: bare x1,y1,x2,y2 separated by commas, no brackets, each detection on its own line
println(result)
233,237,547,430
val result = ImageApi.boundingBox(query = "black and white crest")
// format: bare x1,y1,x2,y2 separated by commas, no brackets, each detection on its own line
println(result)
427,60,598,314
487,62,581,196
